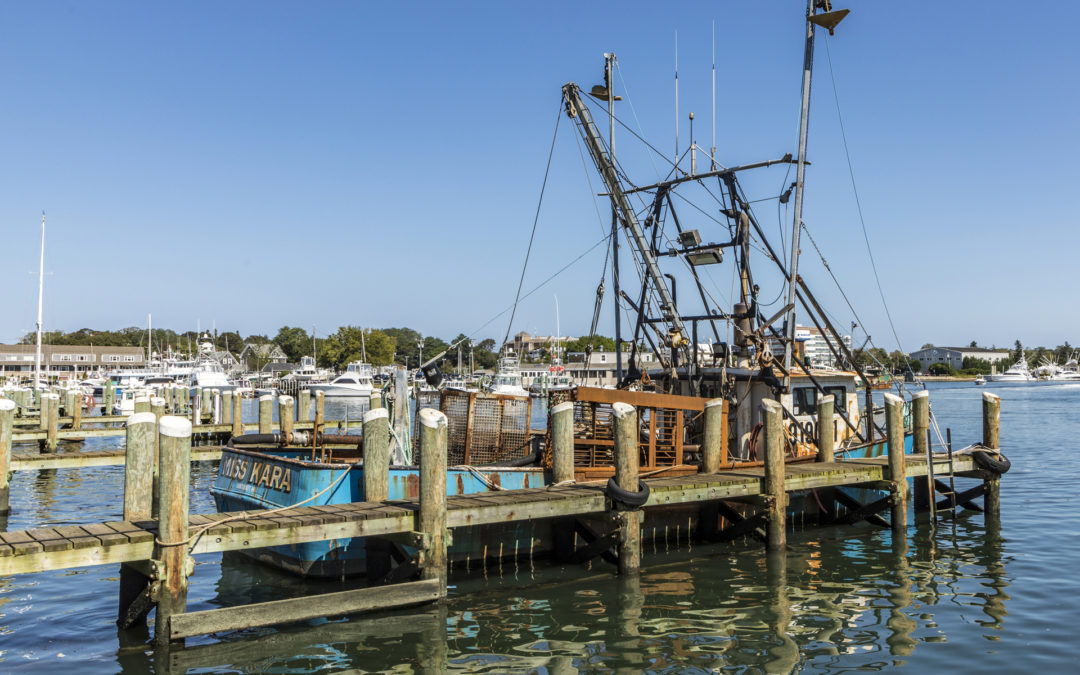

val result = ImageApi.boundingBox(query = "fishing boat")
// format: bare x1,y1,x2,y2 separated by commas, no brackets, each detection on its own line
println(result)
485,350,528,397
308,362,375,397
213,2,927,578
974,375,987,386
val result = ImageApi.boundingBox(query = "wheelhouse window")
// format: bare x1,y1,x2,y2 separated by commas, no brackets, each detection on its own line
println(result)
824,386,847,413
792,387,816,416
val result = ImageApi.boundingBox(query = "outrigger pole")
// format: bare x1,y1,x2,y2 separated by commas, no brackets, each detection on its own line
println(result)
782,0,849,391
562,83,689,372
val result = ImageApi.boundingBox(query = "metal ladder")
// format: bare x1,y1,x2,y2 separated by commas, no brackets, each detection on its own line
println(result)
925,427,958,521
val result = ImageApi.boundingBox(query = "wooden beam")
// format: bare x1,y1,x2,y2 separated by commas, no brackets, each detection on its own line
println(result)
168,578,442,640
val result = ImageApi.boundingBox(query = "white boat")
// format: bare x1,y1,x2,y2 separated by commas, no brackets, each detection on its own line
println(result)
308,362,374,397
985,358,1032,383
485,351,528,397
188,333,235,390
974,375,986,386
528,358,576,395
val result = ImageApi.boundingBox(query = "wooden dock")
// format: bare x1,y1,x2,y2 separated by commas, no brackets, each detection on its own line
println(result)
0,391,1007,645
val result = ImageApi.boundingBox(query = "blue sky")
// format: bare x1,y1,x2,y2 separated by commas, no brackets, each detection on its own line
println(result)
2,1,1077,353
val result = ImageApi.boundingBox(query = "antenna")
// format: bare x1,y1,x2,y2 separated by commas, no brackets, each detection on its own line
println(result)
711,21,717,169
34,211,45,390
674,29,679,167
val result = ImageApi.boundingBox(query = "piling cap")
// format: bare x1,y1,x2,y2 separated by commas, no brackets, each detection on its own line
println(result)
982,391,1000,403
150,397,166,406
127,412,156,426
705,398,725,409
0,399,15,411
551,401,574,414
912,389,930,399
259,394,274,402
134,395,150,403
418,407,447,428
363,407,389,423
159,415,193,438
760,399,782,414
43,392,60,400
818,394,834,404
883,393,904,407
612,401,635,418
278,394,293,404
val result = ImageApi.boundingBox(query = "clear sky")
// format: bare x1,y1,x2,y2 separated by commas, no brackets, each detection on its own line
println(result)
2,1,1077,353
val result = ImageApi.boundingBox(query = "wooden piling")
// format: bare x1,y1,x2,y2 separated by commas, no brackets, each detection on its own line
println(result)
363,408,390,501
550,402,575,484
232,392,243,439
912,390,929,455
314,391,325,435
200,388,211,422
0,399,14,514
123,412,157,520
212,389,222,424
418,408,448,589
155,416,192,646
71,390,83,431
222,390,233,425
298,389,311,422
884,393,908,534
369,391,382,410
258,395,273,435
815,395,835,463
761,399,786,550
702,398,726,473
44,393,60,452
64,390,77,420
612,401,641,574
982,392,1001,519
104,382,115,415
134,395,151,415
190,390,200,428
279,395,295,441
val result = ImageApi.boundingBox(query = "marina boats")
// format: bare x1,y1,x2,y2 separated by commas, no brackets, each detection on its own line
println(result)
485,351,529,397
308,362,375,397
187,333,236,391
986,358,1033,383
212,2,926,578
527,358,575,396
974,375,987,386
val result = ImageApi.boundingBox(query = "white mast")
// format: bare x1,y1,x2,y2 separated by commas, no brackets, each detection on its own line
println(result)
34,212,45,390
147,313,152,366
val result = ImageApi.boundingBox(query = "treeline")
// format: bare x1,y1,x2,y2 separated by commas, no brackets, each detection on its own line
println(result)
18,325,508,372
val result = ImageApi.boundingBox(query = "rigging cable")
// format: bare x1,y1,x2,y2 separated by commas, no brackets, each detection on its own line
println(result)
823,35,909,360
501,101,563,350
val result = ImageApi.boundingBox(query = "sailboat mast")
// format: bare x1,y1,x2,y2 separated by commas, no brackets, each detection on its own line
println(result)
606,52,623,383
34,212,45,390
781,0,818,389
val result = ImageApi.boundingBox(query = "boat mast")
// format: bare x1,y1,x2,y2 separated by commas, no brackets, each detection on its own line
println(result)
34,212,45,390
606,53,623,383
563,83,688,374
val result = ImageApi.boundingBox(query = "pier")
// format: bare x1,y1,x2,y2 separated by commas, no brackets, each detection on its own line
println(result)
0,390,1007,645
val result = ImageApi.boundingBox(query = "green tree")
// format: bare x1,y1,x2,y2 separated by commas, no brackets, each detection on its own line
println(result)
274,326,312,362
564,334,616,353
961,356,992,374
928,362,954,376
474,338,498,370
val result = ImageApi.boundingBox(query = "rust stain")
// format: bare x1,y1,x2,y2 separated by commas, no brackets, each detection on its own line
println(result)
406,473,420,499
491,473,502,490
456,474,465,495
523,474,531,489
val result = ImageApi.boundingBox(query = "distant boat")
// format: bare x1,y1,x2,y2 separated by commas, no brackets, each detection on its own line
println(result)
485,350,528,397
308,362,374,397
188,334,235,390
974,375,986,386
986,358,1032,383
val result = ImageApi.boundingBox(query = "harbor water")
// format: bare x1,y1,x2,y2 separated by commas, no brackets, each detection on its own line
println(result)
0,382,1076,672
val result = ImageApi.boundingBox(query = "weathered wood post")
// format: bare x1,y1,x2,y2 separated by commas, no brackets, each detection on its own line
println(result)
200,387,211,422
116,411,159,630
363,407,392,582
222,390,233,425
104,382,115,415
612,401,641,574
702,398,726,473
369,391,382,410
550,401,575,484
911,390,931,512
298,389,311,422
761,399,787,550
0,399,15,514
64,389,77,420
418,408,448,590
44,393,60,452
123,412,157,520
884,393,908,535
163,385,173,413
155,416,192,646
211,389,222,424
314,391,325,435
231,392,243,439
71,389,83,431
150,397,166,512
190,390,201,428
279,395,295,441
982,391,1001,519
258,395,273,435
134,394,151,415
815,395,835,463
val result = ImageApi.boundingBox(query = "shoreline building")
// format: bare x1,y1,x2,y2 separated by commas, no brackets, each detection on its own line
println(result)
908,346,1011,372
0,344,145,379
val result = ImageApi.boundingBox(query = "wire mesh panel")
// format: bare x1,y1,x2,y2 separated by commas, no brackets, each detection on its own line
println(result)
412,390,443,440
436,389,533,465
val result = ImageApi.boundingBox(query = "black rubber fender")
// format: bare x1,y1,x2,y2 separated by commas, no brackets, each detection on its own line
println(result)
973,450,1011,475
605,477,651,508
